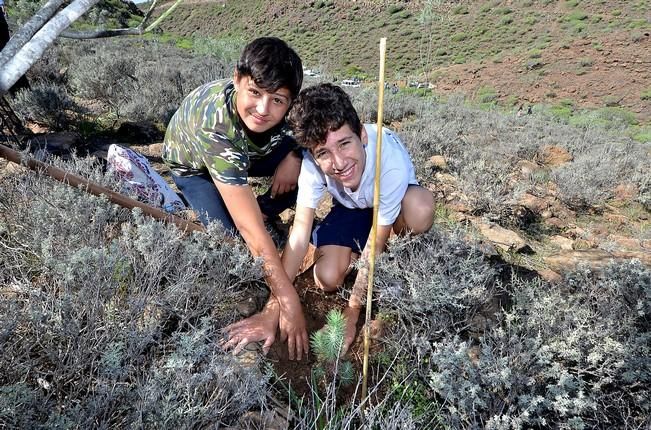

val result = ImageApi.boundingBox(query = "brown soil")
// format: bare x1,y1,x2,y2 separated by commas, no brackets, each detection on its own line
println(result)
266,268,368,399
431,30,651,119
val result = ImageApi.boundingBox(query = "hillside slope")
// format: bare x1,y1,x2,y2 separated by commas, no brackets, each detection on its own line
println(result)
155,0,650,120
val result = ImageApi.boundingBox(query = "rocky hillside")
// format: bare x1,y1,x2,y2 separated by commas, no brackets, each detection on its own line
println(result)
154,0,651,120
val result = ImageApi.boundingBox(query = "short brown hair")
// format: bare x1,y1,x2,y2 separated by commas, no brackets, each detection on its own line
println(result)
287,83,362,149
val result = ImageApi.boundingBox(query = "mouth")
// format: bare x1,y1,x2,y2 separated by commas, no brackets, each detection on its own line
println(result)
336,164,355,181
250,113,269,125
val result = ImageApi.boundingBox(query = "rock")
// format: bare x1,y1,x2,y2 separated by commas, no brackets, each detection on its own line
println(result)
476,221,529,253
545,249,651,273
537,268,562,283
519,193,549,214
446,200,472,213
539,145,573,166
613,183,638,202
517,160,542,177
544,217,566,229
428,155,448,171
606,234,642,251
236,297,259,317
540,209,554,219
29,131,82,154
435,172,457,185
550,235,574,250
0,161,27,177
573,238,597,250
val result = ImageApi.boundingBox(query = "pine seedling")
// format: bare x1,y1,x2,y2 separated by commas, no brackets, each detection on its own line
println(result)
310,309,356,388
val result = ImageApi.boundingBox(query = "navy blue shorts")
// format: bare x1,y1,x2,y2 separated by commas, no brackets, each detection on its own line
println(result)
311,203,373,254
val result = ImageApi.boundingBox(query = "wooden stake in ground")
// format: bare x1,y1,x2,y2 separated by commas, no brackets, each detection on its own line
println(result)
361,37,387,404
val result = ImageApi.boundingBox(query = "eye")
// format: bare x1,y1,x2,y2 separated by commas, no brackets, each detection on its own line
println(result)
314,150,328,160
273,97,287,105
248,88,260,96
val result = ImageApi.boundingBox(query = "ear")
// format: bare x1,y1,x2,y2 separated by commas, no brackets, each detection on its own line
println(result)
361,126,368,145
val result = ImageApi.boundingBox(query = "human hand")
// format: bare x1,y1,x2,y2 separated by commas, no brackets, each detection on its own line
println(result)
222,301,280,356
341,306,361,355
271,152,301,198
277,291,309,360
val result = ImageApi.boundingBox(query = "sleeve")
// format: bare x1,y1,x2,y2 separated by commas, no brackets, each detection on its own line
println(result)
296,153,327,209
376,130,412,226
200,127,249,186
377,165,409,226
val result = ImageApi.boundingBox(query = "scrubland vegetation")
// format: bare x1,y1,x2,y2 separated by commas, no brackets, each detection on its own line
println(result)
1,32,649,428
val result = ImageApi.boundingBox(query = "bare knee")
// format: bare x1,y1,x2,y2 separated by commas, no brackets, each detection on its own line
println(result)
397,186,435,234
313,262,345,293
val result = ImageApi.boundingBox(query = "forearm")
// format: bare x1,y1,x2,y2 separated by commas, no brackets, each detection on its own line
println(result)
281,228,311,283
281,205,315,283
348,225,392,309
240,223,298,302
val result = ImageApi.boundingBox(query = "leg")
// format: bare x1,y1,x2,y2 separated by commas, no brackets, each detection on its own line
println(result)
313,245,354,293
393,185,435,235
171,172,236,231
311,204,372,293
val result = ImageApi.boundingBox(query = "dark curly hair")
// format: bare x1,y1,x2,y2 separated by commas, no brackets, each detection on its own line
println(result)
287,83,363,150
236,37,303,98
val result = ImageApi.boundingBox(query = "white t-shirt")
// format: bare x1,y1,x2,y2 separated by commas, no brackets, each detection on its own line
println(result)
297,124,418,226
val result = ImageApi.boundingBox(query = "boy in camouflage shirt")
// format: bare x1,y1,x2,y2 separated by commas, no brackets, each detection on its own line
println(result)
163,37,309,360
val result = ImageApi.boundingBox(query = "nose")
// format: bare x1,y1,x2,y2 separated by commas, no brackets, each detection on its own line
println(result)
256,97,269,115
332,150,345,171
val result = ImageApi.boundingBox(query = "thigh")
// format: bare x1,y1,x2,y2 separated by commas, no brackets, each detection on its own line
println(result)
171,172,235,231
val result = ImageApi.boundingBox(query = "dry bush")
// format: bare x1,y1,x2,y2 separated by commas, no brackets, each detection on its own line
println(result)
0,155,268,428
43,39,230,125
371,229,651,428
11,82,85,131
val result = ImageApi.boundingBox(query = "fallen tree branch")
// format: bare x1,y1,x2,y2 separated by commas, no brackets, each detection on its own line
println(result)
0,143,205,234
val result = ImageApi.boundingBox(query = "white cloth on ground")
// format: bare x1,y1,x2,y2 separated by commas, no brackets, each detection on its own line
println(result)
107,144,186,213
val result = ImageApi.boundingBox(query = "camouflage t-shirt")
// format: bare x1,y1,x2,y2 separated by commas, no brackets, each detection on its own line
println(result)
162,79,292,185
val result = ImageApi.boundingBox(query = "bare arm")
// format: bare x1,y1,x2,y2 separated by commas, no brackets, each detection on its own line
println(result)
215,180,308,360
342,224,393,354
281,204,315,283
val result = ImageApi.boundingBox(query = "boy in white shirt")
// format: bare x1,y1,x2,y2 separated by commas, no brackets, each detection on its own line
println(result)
225,83,434,356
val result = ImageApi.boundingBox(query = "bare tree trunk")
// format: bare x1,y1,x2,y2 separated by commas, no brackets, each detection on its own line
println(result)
0,0,67,68
0,0,101,95
0,0,182,96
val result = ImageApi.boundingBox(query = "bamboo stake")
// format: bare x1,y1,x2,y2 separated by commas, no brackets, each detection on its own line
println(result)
0,143,205,234
361,37,387,404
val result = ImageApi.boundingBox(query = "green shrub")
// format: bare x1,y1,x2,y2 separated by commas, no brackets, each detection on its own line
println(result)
640,87,651,100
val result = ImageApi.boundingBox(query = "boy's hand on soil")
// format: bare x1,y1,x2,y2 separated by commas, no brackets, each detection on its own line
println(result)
222,302,280,356
278,293,309,361
271,152,301,197
342,306,361,355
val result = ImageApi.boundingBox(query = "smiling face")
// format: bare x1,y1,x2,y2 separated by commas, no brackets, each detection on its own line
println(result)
312,124,367,191
233,73,291,133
